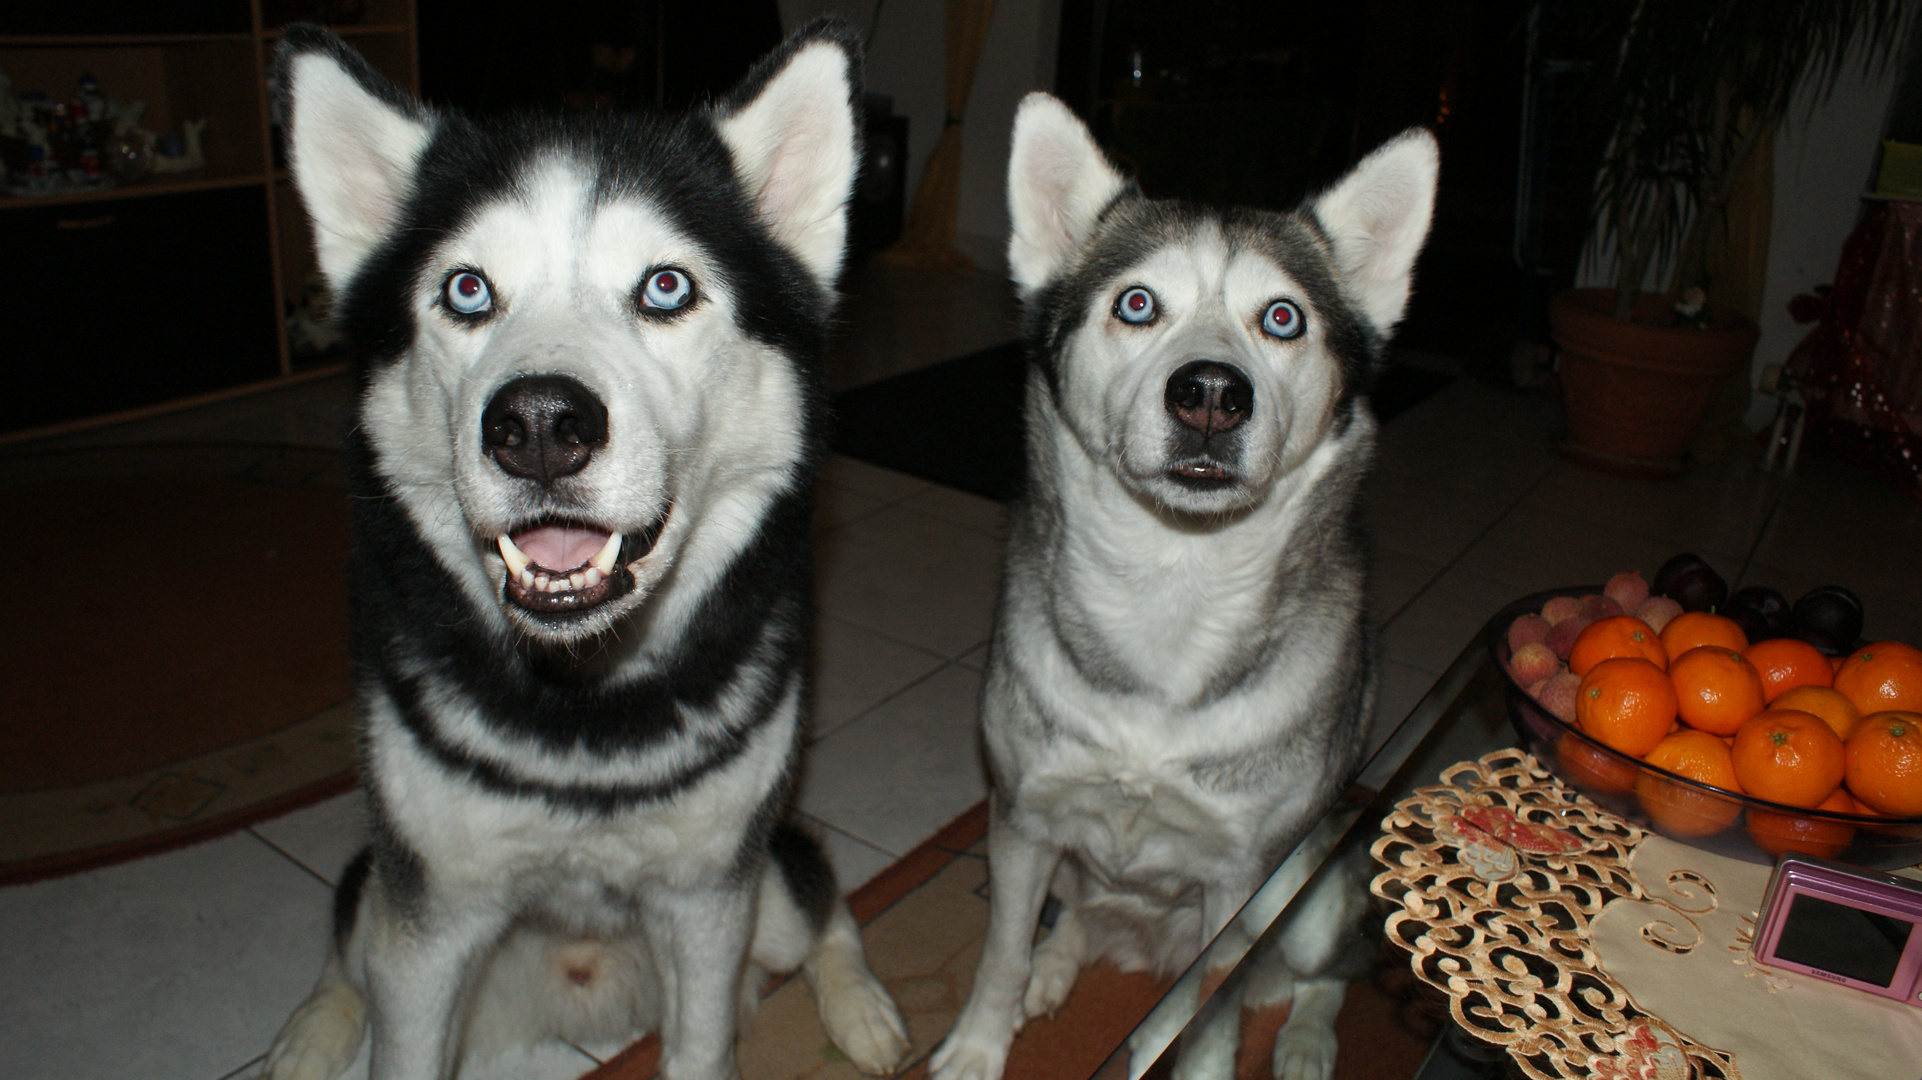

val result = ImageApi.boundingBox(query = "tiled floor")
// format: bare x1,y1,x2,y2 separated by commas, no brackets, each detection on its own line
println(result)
6,261,1922,1080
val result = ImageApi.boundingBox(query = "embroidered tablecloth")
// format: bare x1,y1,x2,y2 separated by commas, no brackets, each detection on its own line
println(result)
1369,748,1922,1080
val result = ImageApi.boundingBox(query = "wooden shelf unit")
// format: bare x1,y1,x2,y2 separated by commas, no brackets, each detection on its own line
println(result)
0,0,416,441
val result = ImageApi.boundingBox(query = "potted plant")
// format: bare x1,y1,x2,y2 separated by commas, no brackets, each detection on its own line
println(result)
1550,0,1907,476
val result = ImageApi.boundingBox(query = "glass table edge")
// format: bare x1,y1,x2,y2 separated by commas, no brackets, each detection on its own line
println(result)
1106,621,1501,1075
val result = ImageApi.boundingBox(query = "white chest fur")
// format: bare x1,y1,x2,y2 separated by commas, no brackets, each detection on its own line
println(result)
365,682,798,921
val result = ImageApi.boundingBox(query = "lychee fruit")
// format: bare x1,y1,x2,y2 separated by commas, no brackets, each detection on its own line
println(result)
1535,671,1582,724
1580,593,1624,621
1546,614,1593,660
1542,596,1583,625
1637,596,1684,634
1605,571,1650,612
1508,643,1559,685
1507,614,1552,652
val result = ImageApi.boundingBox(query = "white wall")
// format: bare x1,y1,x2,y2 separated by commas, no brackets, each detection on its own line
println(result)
1746,42,1908,426
777,0,1060,267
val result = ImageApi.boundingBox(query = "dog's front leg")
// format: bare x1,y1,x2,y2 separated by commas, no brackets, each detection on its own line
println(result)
643,879,754,1080
362,884,512,1080
929,800,1061,1080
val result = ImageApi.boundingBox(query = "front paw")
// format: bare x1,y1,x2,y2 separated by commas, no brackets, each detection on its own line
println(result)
261,984,365,1080
1021,943,1078,1020
816,969,909,1076
1271,1023,1338,1080
928,1028,1011,1080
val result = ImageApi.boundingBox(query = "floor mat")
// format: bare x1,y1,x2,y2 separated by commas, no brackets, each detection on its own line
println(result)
829,344,1456,501
0,443,354,884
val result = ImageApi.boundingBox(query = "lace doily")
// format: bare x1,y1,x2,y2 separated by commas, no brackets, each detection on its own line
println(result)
1369,749,1735,1080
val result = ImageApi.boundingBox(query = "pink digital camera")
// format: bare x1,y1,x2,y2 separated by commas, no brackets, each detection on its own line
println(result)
1751,854,1922,1006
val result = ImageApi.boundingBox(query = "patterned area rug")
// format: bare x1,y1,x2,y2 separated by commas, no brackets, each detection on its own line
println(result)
0,444,354,883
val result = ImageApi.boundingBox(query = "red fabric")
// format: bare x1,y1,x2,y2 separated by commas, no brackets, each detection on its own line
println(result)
1785,200,1922,499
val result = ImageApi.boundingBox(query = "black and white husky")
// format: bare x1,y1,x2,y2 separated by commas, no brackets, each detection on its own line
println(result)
929,96,1437,1080
261,23,908,1080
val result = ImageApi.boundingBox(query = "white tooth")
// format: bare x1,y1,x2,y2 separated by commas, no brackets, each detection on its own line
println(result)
535,573,551,592
591,532,623,576
519,569,534,589
568,572,585,590
497,535,530,577
584,567,603,588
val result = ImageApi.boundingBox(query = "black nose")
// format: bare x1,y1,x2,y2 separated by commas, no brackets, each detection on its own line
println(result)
481,375,608,484
1165,361,1253,437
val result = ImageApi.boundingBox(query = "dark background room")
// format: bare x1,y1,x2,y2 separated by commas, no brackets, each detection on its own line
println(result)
3,2,1921,1079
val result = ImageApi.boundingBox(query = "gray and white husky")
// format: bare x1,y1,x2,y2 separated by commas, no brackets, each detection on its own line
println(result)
929,95,1437,1080
261,22,907,1080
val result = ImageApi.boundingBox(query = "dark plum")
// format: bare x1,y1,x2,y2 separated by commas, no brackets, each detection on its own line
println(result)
1663,563,1729,613
1791,585,1865,656
1653,553,1714,597
1724,586,1791,641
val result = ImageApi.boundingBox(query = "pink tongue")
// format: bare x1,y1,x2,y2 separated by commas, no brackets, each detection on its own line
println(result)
512,524,612,571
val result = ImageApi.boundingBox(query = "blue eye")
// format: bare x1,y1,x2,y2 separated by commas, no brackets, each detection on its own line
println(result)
641,268,692,311
1115,287,1156,324
1262,299,1304,339
445,272,492,315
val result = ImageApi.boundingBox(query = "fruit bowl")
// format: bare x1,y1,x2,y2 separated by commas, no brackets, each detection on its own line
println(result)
1489,588,1922,868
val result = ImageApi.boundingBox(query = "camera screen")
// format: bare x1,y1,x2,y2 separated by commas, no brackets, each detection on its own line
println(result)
1773,892,1912,987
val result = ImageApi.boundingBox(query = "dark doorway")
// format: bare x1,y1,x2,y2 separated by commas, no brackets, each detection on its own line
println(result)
1054,0,1539,380
417,0,783,113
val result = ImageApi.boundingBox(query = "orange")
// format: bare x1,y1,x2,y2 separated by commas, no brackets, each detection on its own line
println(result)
1748,788,1858,859
1769,685,1861,742
1658,611,1748,659
1668,646,1766,736
1742,638,1833,701
1833,642,1922,716
1731,709,1847,808
1644,728,1743,791
1568,616,1668,677
1637,729,1743,836
1556,732,1638,795
1844,711,1922,816
1576,657,1678,758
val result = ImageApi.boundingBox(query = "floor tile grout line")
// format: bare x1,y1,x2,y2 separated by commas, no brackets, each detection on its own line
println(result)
823,489,1008,543
807,656,974,748
801,810,903,862
891,494,1010,540
815,612,986,670
1376,461,1555,631
245,826,337,891
817,612,956,665
212,1052,266,1080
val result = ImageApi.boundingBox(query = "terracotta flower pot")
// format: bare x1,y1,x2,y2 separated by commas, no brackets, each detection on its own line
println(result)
1549,289,1760,477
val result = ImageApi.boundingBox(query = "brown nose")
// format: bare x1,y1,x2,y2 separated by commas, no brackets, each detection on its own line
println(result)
1165,361,1253,437
481,375,607,484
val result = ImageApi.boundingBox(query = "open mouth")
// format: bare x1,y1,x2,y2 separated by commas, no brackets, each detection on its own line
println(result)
494,513,667,616
1166,458,1238,489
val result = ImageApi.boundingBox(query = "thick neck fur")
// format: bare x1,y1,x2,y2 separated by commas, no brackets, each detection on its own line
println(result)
1015,373,1373,709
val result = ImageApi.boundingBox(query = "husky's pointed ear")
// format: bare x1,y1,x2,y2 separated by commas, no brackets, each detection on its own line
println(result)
277,25,435,287
1007,93,1126,296
1310,128,1438,332
715,22,861,288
